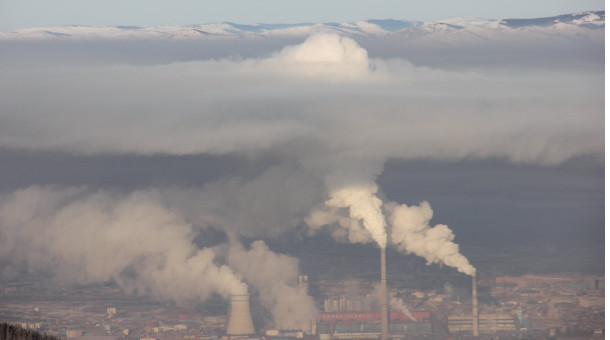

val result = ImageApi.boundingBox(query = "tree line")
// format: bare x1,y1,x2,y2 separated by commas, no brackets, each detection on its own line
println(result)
0,323,61,340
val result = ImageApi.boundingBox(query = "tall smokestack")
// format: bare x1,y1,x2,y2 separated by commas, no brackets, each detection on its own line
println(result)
472,271,478,337
226,294,255,336
380,247,388,340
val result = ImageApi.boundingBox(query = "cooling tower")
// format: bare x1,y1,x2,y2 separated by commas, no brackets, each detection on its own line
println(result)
472,271,478,337
380,247,388,340
226,294,255,336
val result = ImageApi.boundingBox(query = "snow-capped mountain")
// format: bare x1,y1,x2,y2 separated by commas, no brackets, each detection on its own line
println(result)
0,11,603,41
499,11,605,28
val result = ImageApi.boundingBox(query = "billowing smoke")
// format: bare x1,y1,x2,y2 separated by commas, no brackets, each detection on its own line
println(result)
0,186,248,302
226,240,317,329
325,183,387,248
303,154,389,248
0,185,317,329
255,33,374,81
305,205,373,244
362,283,415,321
385,201,475,276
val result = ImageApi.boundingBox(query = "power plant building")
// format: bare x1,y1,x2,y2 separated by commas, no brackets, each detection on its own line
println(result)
448,313,518,334
316,311,450,340
323,296,365,313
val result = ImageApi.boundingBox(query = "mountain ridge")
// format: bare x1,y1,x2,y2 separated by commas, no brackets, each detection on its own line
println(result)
0,10,603,41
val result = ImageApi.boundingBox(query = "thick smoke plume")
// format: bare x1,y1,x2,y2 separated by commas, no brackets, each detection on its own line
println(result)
0,185,318,328
0,186,247,301
325,183,387,248
226,241,317,329
385,201,475,276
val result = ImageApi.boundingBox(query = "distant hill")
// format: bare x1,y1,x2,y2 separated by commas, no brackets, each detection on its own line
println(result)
0,323,61,340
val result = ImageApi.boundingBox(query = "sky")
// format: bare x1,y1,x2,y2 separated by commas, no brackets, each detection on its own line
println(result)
0,1,605,330
0,0,605,30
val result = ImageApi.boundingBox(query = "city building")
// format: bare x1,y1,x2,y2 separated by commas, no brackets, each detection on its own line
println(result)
448,314,518,334
316,311,450,340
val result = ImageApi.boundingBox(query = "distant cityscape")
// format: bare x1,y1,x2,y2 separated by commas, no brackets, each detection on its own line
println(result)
1,272,603,340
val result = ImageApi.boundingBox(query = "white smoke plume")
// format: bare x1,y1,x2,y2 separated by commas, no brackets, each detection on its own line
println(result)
305,155,389,248
385,201,475,276
0,186,247,302
363,283,416,321
0,184,322,328
324,183,387,248
226,240,317,330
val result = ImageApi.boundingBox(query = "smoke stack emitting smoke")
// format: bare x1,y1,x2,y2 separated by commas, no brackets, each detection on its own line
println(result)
326,183,387,249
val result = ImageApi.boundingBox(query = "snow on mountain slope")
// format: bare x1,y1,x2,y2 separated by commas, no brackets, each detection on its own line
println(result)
0,11,603,41
499,11,604,28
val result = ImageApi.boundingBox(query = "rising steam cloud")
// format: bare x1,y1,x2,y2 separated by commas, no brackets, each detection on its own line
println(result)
226,241,318,330
0,186,315,329
0,186,247,301
325,183,387,248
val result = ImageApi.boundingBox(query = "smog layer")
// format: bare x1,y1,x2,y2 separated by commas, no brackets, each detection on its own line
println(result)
0,13,604,329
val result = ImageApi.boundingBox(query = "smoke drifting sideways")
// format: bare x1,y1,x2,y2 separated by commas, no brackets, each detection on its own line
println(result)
385,201,475,276
0,30,603,328
0,186,247,301
0,185,317,329
324,175,387,249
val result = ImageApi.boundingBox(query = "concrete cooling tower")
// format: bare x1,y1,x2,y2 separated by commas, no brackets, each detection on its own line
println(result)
226,294,255,336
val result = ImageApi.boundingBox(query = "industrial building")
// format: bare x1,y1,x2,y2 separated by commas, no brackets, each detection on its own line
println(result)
226,294,256,337
316,311,450,340
447,314,518,335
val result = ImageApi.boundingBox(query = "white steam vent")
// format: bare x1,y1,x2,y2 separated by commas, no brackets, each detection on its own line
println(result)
226,294,255,336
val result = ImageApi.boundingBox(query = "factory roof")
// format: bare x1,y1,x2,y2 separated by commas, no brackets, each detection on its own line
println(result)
318,312,430,324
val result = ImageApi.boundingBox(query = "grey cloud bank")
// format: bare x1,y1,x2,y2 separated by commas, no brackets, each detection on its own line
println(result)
0,34,601,161
0,15,604,328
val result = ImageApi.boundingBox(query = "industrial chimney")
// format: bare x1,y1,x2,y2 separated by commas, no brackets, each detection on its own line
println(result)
226,294,255,336
380,247,388,340
472,271,478,337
